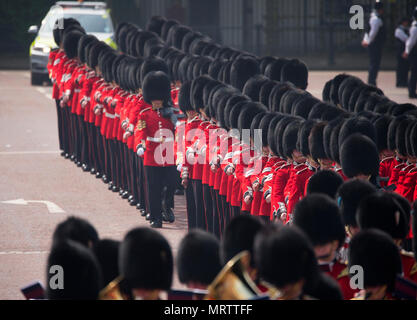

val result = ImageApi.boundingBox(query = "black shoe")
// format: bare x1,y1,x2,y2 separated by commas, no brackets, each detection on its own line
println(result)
82,164,90,172
60,151,66,157
136,203,143,210
122,191,129,199
90,168,96,175
129,199,138,206
70,155,76,162
95,172,102,179
102,175,109,184
112,185,120,192
128,195,134,202
150,220,162,228
162,208,175,223
107,182,113,190
145,213,151,221
174,189,184,196
76,161,82,167
119,189,124,196
64,153,70,159
140,209,146,217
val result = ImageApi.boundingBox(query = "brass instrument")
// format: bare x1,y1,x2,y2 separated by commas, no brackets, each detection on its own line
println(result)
205,251,262,300
99,276,130,300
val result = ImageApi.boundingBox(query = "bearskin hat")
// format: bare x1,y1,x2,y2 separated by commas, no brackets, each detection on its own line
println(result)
238,102,267,143
283,120,303,159
203,81,223,118
178,81,193,114
281,89,310,115
140,56,169,86
308,102,333,120
254,225,319,290
374,100,396,114
306,170,344,199
46,240,102,300
52,216,99,248
340,133,379,178
323,116,345,161
264,58,290,81
146,16,167,36
78,35,98,64
208,59,225,80
142,71,171,104
387,115,406,151
293,194,346,248
410,121,417,157
268,82,295,113
230,56,260,91
372,115,391,152
329,74,350,106
229,100,250,130
259,80,278,108
223,95,250,130
309,122,328,162
281,59,308,90
119,227,173,290
329,116,348,164
181,31,202,53
364,93,387,112
177,230,221,286
338,116,377,149
275,116,298,158
161,19,179,41
63,31,84,59
322,79,333,102
214,86,239,127
292,96,321,119
395,117,415,156
338,76,363,109
337,178,376,228
143,37,164,58
348,229,402,292
390,103,417,117
354,87,384,113
357,191,409,240
92,239,120,290
297,119,318,157
190,75,212,112
267,113,285,156
249,111,269,147
242,75,270,101
321,106,347,122
259,56,277,74
258,113,276,148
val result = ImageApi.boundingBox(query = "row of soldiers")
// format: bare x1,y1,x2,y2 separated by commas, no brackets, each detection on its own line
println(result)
45,16,417,299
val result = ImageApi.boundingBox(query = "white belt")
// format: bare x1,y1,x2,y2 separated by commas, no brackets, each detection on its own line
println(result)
75,89,81,93
105,112,116,119
147,136,174,143
115,113,120,118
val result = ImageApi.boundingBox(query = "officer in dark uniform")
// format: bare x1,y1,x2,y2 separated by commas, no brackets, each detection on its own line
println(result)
362,2,386,86
404,7,417,98
395,18,410,87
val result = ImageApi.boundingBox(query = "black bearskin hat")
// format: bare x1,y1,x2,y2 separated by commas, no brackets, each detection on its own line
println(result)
242,75,270,101
306,170,344,199
293,194,346,248
63,31,84,59
281,59,308,90
337,178,376,228
348,229,402,293
264,58,290,81
340,133,379,178
146,16,167,36
142,71,172,104
373,115,392,152
230,56,260,91
309,122,328,162
329,74,350,106
119,227,173,290
178,81,193,114
92,239,120,290
293,96,321,119
297,119,318,157
338,116,377,149
268,82,295,112
283,120,303,159
357,191,409,240
254,225,319,290
140,56,169,85
177,230,221,286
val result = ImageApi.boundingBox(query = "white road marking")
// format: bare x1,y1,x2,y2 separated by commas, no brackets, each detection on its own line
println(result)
5,144,11,148
0,251,48,255
36,87,46,94
0,151,59,155
2,199,65,214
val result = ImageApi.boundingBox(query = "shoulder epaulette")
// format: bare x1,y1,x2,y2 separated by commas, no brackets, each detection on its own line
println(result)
337,266,349,280
139,107,151,115
296,167,309,175
381,156,394,163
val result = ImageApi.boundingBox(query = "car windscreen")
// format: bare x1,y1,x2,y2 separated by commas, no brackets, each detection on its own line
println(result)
39,11,113,34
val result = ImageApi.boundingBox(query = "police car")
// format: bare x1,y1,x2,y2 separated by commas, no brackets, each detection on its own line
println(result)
28,1,117,85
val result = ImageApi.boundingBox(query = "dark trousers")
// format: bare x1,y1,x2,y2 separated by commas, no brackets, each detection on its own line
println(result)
368,44,383,86
409,52,417,96
144,165,176,222
211,187,221,238
203,184,213,232
185,183,197,230
192,179,207,230
55,100,64,151
396,54,409,87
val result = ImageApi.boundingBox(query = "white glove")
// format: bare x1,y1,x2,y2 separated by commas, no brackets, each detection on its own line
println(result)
177,163,183,172
137,147,145,157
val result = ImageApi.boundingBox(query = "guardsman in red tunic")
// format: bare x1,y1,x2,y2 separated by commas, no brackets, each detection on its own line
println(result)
177,81,199,230
374,115,395,188
135,71,176,228
357,191,417,283
293,194,359,299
